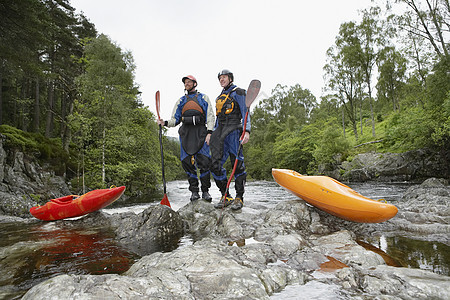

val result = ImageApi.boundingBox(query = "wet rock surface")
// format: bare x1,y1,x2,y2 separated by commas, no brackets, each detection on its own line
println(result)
22,179,450,300
320,178,450,246
1,137,448,298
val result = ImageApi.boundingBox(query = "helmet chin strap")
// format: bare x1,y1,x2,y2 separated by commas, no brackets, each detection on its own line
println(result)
185,83,197,94
224,82,233,90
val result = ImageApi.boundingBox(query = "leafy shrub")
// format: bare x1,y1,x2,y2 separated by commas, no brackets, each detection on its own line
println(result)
272,124,319,174
383,107,443,151
313,119,350,165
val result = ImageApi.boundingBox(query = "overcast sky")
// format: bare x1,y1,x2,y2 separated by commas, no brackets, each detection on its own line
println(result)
70,0,375,136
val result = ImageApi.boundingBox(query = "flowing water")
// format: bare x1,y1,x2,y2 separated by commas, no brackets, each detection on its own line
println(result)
0,180,448,299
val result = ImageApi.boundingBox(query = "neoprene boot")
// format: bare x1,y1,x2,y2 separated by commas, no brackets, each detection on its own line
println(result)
214,194,234,208
190,191,200,201
231,196,243,210
202,191,212,202
188,177,199,193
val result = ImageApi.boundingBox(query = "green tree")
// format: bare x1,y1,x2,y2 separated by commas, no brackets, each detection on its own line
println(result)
0,0,96,139
103,107,174,195
246,85,318,178
272,125,319,174
382,1,449,152
390,0,449,62
376,46,407,112
424,57,450,147
0,0,49,125
383,56,449,152
384,107,433,150
246,144,274,180
313,118,350,165
310,95,341,124
324,21,365,140
262,84,316,125
74,34,142,190
358,6,388,137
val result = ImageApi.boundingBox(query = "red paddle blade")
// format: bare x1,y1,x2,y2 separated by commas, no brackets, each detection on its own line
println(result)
160,194,171,207
246,80,261,107
155,90,161,120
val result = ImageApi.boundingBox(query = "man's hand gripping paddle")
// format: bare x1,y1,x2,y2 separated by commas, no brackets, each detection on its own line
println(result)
217,79,261,224
156,91,171,207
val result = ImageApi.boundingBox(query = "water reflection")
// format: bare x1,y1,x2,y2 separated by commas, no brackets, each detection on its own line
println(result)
387,236,449,276
356,240,402,267
360,235,449,276
30,224,136,275
0,221,137,299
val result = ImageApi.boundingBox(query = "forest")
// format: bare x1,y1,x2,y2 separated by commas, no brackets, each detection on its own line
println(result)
0,0,449,195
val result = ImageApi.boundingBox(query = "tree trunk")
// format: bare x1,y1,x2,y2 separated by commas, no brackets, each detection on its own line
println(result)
425,0,449,59
34,78,40,132
352,119,358,140
408,0,445,59
102,127,106,187
20,80,27,131
368,85,376,138
341,106,346,137
60,90,67,138
0,69,3,125
411,37,427,88
359,97,363,136
342,97,358,140
62,100,73,152
45,79,54,138
13,84,18,127
82,151,85,194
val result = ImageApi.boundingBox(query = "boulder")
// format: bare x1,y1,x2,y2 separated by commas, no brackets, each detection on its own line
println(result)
333,149,449,182
60,206,185,257
360,265,450,299
112,205,184,256
22,220,450,299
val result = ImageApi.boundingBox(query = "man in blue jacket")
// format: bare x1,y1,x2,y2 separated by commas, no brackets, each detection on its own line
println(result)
210,69,250,210
157,75,215,202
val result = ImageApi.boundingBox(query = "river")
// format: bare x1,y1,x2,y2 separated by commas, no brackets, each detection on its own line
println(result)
0,180,448,299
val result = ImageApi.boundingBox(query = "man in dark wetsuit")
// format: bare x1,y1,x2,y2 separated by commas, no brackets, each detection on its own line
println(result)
210,69,250,210
157,75,215,202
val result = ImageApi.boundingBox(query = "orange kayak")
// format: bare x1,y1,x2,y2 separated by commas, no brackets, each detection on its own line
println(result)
30,186,126,221
272,169,398,223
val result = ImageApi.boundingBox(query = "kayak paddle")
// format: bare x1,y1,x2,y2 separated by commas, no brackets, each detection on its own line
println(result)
218,79,261,223
155,90,171,207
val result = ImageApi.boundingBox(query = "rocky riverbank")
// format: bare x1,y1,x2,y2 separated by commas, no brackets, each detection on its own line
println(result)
19,178,450,299
322,148,449,182
317,177,450,246
0,135,71,218
1,137,449,299
0,134,448,218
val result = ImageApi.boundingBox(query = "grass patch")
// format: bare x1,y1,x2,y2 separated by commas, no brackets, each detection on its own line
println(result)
344,117,391,155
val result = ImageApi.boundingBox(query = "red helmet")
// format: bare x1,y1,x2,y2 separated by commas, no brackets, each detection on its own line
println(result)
182,75,197,84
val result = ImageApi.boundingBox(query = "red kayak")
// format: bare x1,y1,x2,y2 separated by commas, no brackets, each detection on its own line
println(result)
30,186,126,221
